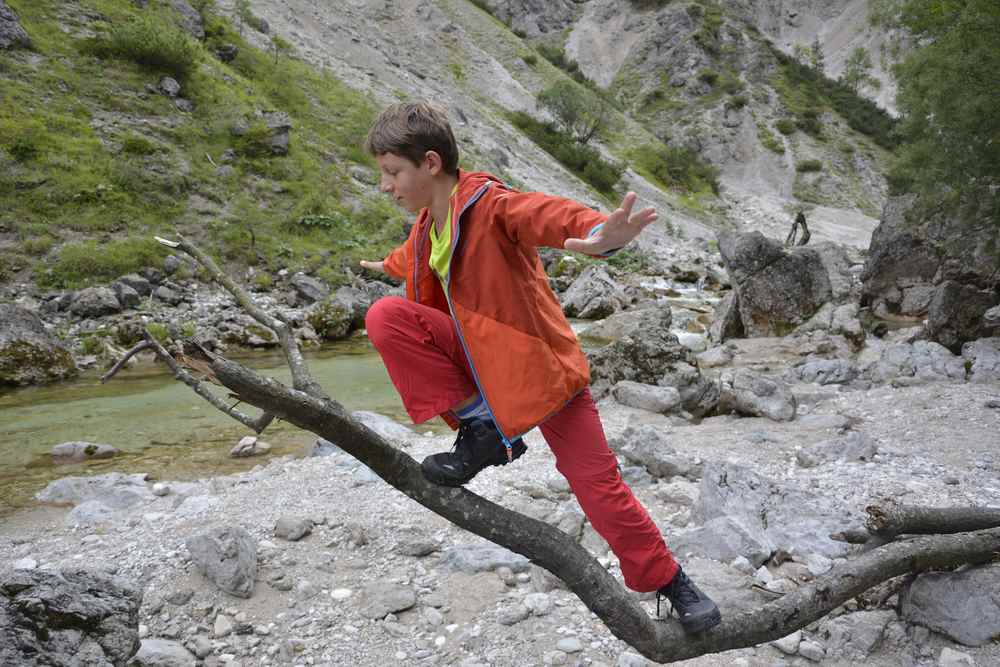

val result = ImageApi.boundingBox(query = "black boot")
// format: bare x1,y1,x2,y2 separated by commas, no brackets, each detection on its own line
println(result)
421,419,526,487
656,567,722,634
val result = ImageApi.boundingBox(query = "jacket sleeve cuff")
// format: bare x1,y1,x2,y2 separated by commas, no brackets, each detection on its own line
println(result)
587,223,623,258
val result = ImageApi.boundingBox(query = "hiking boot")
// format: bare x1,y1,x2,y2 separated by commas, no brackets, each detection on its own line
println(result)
656,567,722,634
421,419,526,487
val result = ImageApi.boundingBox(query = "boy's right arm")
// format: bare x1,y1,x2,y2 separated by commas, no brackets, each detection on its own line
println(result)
360,242,408,279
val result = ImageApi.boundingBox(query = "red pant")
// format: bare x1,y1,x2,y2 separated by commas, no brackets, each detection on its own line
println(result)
365,296,678,592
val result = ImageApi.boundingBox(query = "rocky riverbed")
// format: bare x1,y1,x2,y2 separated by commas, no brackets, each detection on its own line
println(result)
3,344,1000,666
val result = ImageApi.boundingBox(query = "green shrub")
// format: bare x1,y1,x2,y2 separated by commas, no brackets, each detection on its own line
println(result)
42,238,165,289
629,142,720,195
509,111,622,196
8,135,39,162
775,118,796,135
795,108,823,137
122,133,158,155
796,159,823,172
23,236,56,256
757,123,785,154
725,95,748,111
90,15,201,80
253,272,274,291
697,69,718,86
146,322,171,343
521,52,537,66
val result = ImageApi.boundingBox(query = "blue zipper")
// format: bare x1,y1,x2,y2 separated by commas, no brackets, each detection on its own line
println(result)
441,182,518,457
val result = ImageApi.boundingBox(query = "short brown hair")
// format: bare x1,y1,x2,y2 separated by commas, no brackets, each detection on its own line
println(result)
365,102,460,174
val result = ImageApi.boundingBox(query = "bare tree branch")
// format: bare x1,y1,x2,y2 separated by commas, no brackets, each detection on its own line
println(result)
140,331,274,433
129,234,1000,662
155,234,328,400
100,340,154,383
866,501,1000,539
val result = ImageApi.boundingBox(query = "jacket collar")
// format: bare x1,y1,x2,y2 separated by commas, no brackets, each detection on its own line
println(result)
413,169,503,231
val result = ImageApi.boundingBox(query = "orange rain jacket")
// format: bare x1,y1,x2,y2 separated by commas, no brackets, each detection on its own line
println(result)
382,170,608,442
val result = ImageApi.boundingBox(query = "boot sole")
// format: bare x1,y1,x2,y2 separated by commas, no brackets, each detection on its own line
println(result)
679,606,722,634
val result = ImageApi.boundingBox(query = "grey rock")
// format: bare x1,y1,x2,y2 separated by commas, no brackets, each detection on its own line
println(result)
0,304,78,387
611,381,682,413
796,358,858,385
162,255,182,275
962,337,1000,383
395,538,438,557
352,410,415,444
307,290,366,340
290,272,330,305
669,515,772,567
796,431,877,468
0,1,31,50
523,592,552,615
556,637,583,653
117,273,153,296
608,422,702,480
817,610,896,661
174,97,193,112
357,582,416,619
927,281,999,352
187,635,212,659
868,341,966,385
719,369,797,421
159,77,181,98
899,564,1000,646
185,527,257,598
65,500,118,527
771,630,801,655
497,603,530,626
274,517,314,541
51,441,121,462
164,589,193,606
439,544,530,574
709,291,744,342
111,281,142,310
35,472,152,508
588,309,717,416
71,287,121,318
561,265,629,319
798,639,825,661
693,462,859,558
717,231,836,337
128,638,196,666
167,0,204,39
696,345,733,368
938,647,976,667
229,435,271,457
0,569,141,666
985,305,1000,327
153,285,183,306
215,43,238,62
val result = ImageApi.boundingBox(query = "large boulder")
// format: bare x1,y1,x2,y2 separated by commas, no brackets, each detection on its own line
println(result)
0,304,78,387
70,287,122,318
718,369,797,422
692,462,861,559
962,337,1000,383
185,527,257,598
717,231,853,337
862,194,999,349
587,308,718,416
290,272,330,306
561,264,629,319
0,1,31,50
307,286,371,340
899,564,1000,647
0,568,142,666
866,340,966,386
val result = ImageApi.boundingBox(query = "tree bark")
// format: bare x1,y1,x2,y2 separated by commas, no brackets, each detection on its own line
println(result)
135,235,1000,663
866,501,1000,538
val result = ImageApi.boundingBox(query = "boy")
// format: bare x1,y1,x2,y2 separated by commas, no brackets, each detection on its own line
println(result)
359,102,721,634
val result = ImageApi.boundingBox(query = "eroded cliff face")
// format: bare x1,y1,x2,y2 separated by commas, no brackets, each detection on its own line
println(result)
233,0,892,248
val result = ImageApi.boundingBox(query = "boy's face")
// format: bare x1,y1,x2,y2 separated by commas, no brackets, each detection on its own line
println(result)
376,152,434,214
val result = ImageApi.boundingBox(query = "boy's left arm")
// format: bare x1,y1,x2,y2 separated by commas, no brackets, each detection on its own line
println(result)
490,189,657,257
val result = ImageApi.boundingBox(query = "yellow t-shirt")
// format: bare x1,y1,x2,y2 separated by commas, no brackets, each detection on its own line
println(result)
428,185,458,281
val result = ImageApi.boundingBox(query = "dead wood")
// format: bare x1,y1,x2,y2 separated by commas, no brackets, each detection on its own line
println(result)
103,234,1000,663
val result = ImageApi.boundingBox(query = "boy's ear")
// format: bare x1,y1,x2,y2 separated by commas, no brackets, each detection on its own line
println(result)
423,150,444,175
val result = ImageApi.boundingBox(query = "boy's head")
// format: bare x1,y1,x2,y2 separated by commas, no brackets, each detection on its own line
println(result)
365,102,459,174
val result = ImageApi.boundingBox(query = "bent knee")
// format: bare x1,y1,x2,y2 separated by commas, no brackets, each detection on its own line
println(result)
365,296,408,342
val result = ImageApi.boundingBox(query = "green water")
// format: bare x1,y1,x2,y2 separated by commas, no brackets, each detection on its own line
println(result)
0,337,436,517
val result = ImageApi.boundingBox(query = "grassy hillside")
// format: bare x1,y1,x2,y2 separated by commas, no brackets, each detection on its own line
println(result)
0,0,404,289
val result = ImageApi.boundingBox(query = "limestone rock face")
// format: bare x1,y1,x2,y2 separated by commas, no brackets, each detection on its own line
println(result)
862,194,999,351
717,231,855,337
0,568,142,666
899,564,1000,647
561,265,629,319
0,304,78,387
0,1,31,50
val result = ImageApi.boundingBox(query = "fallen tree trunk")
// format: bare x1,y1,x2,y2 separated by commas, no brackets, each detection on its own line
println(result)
866,501,1000,538
115,234,1000,663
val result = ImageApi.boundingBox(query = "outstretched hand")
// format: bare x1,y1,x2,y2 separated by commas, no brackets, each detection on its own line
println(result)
359,260,386,275
564,191,658,256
